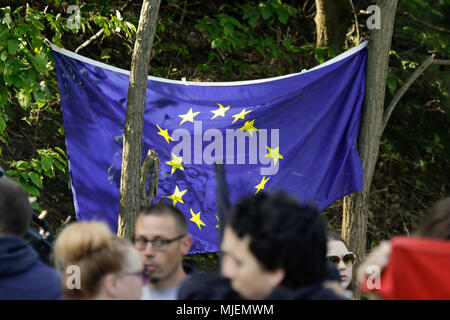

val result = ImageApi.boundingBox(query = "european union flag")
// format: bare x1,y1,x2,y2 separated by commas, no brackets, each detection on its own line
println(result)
52,41,367,254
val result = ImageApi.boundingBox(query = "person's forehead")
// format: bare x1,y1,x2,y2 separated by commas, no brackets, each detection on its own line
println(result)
135,214,178,237
222,228,252,257
327,240,349,256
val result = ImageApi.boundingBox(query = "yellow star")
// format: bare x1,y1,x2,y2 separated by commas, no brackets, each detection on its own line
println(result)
166,152,184,174
190,208,206,231
239,119,259,137
232,108,252,123
156,124,174,144
254,176,270,194
166,185,187,207
178,108,201,125
265,146,284,165
216,215,219,229
210,103,230,120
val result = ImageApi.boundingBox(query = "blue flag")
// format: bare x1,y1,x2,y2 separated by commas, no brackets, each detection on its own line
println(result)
52,41,367,254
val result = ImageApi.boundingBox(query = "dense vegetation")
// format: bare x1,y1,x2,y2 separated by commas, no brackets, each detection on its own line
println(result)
0,0,448,266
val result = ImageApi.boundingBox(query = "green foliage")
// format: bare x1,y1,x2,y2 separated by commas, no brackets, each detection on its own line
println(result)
380,0,450,183
0,2,136,212
191,1,343,77
5,148,67,209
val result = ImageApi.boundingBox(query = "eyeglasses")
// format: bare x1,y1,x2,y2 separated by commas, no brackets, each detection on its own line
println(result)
132,235,185,251
327,253,355,266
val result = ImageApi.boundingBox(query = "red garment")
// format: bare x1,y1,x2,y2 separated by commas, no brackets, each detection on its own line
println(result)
362,236,450,300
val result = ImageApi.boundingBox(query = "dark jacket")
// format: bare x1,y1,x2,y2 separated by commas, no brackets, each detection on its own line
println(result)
0,236,63,300
267,283,345,300
178,271,345,300
178,272,242,300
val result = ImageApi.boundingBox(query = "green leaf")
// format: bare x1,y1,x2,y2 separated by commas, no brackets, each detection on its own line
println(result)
22,182,40,196
433,134,440,144
54,147,68,159
211,39,222,49
29,171,43,189
54,160,65,173
30,159,42,172
248,16,258,28
0,113,5,132
17,89,31,109
31,201,42,211
223,23,234,37
3,62,13,76
14,160,30,170
7,40,19,55
41,156,53,171
386,76,398,95
0,51,7,61
32,54,47,72
261,6,273,20
277,7,290,24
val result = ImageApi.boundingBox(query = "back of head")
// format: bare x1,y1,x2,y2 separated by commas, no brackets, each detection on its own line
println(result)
139,202,188,235
415,197,450,240
0,178,33,237
54,221,133,299
227,191,328,289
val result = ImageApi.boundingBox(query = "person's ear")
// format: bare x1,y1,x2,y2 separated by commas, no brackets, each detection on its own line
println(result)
180,235,193,255
102,274,119,299
269,268,285,288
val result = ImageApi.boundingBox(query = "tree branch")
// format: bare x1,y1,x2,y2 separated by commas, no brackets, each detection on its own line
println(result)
140,149,160,207
382,54,435,134
433,59,450,66
349,0,359,44
401,12,450,34
74,0,133,54
75,29,104,53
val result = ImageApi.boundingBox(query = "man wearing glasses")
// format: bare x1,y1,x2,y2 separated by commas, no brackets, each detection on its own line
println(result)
134,203,193,300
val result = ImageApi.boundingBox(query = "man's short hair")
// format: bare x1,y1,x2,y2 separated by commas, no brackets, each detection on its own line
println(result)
139,203,188,235
227,191,328,289
0,178,33,236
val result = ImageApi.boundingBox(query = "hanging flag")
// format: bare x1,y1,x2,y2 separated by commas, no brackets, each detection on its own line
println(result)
52,41,367,254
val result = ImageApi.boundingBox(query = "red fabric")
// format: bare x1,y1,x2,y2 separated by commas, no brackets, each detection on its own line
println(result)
362,236,450,300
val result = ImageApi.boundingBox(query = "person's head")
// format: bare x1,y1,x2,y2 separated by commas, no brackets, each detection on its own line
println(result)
0,178,33,237
54,221,143,300
327,233,354,289
220,191,328,299
415,197,450,239
134,203,192,289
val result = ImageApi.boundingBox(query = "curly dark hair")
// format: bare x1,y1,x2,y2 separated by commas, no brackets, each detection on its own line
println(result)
227,191,328,289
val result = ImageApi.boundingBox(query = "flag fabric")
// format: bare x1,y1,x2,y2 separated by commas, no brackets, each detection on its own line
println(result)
361,236,450,299
52,41,367,254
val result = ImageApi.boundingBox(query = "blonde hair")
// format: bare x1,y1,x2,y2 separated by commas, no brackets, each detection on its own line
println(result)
54,221,134,299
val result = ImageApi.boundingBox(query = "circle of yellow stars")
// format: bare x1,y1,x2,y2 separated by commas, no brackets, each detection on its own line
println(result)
154,102,285,231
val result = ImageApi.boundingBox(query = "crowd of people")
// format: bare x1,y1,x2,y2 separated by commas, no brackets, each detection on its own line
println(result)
0,169,449,300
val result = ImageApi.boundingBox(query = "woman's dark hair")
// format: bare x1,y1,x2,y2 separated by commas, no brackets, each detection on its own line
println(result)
327,232,350,251
227,191,328,289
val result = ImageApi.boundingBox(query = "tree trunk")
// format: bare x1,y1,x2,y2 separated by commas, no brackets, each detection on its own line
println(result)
342,0,398,298
314,0,352,48
117,0,161,239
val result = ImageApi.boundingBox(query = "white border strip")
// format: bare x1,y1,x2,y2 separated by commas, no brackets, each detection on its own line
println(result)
51,40,368,87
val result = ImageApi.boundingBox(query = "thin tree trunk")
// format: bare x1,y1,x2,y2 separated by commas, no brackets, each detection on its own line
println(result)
314,0,352,48
117,0,161,239
342,0,398,299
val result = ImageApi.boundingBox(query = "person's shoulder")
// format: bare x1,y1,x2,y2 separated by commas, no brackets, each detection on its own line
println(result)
178,272,241,300
267,282,347,300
